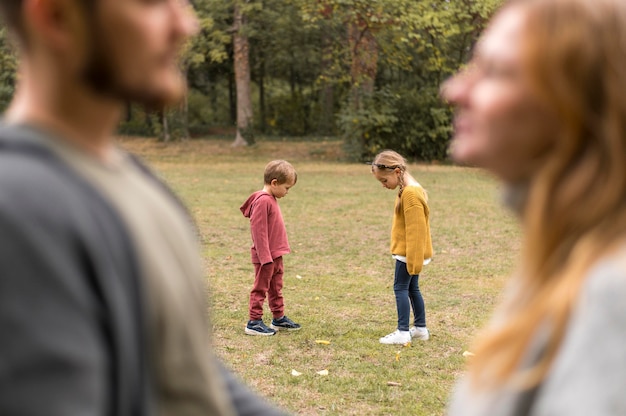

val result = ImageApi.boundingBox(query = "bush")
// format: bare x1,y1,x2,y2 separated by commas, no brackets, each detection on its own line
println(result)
338,88,399,161
338,87,452,162
117,105,155,137
393,87,453,161
264,93,312,136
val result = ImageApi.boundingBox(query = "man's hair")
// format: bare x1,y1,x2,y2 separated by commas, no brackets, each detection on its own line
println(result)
264,160,297,185
0,1,26,40
0,0,92,45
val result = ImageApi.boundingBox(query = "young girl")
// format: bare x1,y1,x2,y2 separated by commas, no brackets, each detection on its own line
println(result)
370,150,433,345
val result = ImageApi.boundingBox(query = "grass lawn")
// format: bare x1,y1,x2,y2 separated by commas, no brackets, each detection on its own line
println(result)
121,136,521,416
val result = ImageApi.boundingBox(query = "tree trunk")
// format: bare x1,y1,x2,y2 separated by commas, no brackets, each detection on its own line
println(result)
125,102,132,123
228,69,236,125
180,68,190,140
319,83,334,134
232,3,254,147
160,110,171,142
258,54,266,134
318,34,335,135
315,6,337,135
144,107,153,133
348,21,379,111
181,89,190,140
208,71,218,124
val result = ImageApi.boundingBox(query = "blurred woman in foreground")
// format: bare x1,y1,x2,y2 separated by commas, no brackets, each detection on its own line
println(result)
442,0,626,414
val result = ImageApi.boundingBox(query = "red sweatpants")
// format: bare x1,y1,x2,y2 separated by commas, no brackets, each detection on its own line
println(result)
249,256,285,321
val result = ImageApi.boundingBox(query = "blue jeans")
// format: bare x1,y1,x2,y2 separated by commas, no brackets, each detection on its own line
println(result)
393,260,426,331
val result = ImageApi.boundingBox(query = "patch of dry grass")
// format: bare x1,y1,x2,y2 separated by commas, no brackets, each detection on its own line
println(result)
120,136,521,416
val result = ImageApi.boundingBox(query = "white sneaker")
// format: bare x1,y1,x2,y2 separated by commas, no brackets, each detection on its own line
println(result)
409,326,430,340
379,330,411,345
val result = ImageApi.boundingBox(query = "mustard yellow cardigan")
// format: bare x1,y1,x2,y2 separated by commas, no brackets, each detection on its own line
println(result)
390,185,433,275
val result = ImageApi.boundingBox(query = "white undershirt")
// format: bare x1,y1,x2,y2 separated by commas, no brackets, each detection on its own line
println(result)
392,254,432,266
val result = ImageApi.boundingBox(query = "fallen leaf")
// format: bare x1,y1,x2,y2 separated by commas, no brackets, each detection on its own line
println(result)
387,381,402,387
296,275,303,279
291,369,302,377
395,351,401,362
462,351,475,357
316,369,329,376
314,296,320,300
315,340,331,345
402,341,411,348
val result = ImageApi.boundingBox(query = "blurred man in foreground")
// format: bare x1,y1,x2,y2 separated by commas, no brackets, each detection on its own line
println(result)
0,0,285,414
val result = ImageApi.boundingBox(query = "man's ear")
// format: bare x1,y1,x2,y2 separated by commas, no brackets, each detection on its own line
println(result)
23,0,86,53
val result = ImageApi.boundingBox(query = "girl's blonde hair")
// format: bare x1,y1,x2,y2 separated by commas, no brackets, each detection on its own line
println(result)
469,0,626,389
371,150,408,196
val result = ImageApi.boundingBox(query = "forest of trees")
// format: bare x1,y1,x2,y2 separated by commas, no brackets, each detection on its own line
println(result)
0,0,503,161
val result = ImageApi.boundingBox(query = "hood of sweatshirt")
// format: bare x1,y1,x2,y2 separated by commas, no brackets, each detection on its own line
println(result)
240,190,273,218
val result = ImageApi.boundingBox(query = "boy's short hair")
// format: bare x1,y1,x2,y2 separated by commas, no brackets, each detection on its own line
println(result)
264,160,297,185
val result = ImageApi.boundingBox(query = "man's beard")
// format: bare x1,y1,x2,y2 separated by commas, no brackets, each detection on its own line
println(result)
80,28,185,111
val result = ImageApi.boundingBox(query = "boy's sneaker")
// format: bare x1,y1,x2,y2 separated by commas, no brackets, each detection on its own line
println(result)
270,316,301,331
245,320,276,336
379,329,411,345
410,326,430,340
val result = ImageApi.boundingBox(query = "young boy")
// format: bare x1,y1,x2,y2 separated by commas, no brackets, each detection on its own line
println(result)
240,160,301,336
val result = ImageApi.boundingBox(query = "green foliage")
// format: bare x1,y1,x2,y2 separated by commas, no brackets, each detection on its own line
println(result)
0,28,17,111
117,105,191,142
117,105,155,137
338,88,399,161
392,87,453,161
0,0,505,159
186,89,232,127
264,93,311,136
339,87,452,162
154,107,190,142
302,0,503,160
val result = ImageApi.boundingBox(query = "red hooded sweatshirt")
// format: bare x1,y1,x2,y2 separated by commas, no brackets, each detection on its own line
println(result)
240,191,290,264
